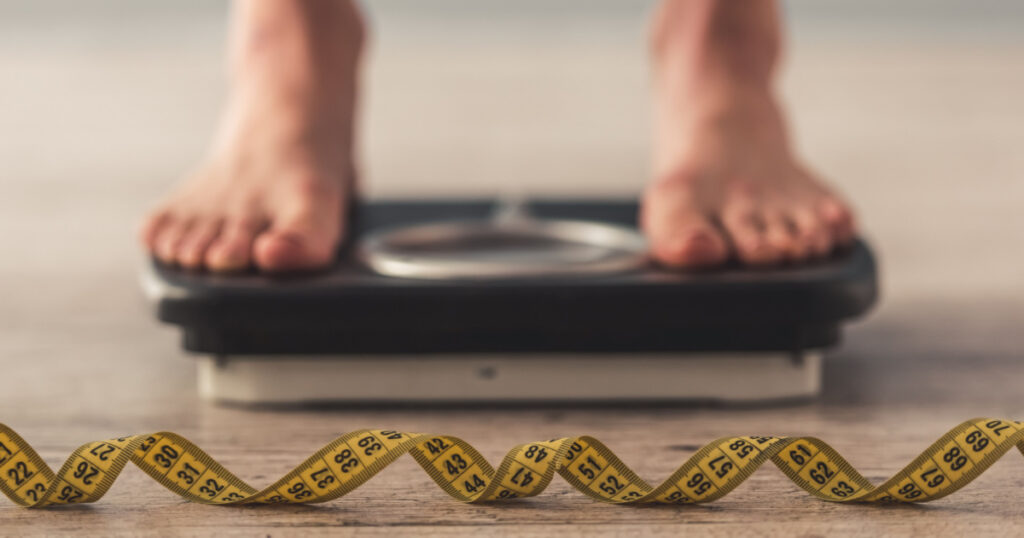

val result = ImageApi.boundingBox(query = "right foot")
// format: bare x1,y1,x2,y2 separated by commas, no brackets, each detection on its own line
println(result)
641,93,856,269
641,0,856,269
140,0,364,273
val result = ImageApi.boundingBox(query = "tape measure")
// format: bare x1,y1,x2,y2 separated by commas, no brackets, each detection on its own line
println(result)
1,418,1021,508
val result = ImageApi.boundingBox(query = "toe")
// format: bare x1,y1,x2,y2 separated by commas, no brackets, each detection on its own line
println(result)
642,181,729,269
205,219,261,272
762,212,807,262
139,209,172,250
722,208,781,266
154,219,192,264
817,197,856,246
788,207,833,258
652,223,730,269
252,189,343,272
253,228,337,272
176,219,223,269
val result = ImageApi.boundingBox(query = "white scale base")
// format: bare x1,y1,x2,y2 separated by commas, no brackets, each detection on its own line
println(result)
197,352,822,405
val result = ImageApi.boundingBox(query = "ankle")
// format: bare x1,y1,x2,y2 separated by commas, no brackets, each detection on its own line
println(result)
682,83,781,124
226,0,365,135
231,0,367,75
656,85,787,148
207,93,353,181
650,0,780,87
652,89,792,180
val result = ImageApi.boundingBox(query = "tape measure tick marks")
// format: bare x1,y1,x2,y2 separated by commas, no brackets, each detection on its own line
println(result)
1,418,1021,507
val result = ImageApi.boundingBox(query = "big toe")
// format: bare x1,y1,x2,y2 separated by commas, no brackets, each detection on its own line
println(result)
205,219,260,272
651,224,729,268
253,229,337,272
643,184,729,268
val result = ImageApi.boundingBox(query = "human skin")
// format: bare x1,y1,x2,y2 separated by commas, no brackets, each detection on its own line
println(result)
140,0,854,272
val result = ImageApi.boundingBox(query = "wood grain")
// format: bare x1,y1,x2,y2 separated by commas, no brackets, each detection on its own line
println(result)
2,3,1024,536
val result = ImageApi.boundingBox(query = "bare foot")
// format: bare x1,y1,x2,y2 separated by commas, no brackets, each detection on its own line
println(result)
643,93,855,268
140,0,363,272
141,117,350,272
642,0,856,269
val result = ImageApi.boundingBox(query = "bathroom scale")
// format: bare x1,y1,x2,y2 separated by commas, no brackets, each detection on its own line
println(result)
142,198,878,404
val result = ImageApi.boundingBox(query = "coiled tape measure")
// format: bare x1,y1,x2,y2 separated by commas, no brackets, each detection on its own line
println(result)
1,418,1021,508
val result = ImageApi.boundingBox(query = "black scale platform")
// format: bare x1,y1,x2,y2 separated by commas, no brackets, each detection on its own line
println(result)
149,200,878,356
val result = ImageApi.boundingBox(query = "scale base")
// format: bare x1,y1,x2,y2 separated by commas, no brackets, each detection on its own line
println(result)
197,352,822,405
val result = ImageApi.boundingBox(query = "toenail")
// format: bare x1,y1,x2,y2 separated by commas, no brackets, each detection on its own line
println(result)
210,250,244,268
675,231,714,251
819,200,851,222
662,231,724,264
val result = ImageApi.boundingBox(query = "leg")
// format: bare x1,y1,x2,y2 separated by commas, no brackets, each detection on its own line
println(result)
643,0,856,268
140,0,365,272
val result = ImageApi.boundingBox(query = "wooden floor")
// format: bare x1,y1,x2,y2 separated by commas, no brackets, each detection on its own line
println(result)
2,2,1024,536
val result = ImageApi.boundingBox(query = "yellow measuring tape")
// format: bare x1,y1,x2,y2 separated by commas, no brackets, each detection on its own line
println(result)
1,418,1021,508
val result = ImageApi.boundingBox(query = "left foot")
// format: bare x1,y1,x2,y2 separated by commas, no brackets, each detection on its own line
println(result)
138,0,365,273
